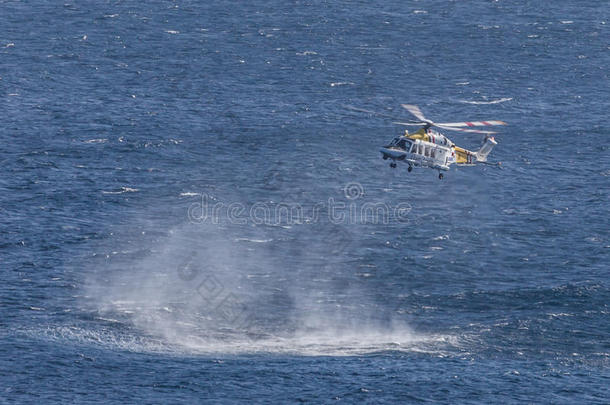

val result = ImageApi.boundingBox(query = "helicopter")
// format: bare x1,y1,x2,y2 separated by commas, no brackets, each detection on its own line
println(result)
374,104,506,179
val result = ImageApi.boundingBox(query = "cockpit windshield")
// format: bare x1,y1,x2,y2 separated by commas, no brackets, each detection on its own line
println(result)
387,137,413,151
397,139,412,151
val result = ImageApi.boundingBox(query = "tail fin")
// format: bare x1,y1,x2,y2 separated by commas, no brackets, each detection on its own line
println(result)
476,136,497,162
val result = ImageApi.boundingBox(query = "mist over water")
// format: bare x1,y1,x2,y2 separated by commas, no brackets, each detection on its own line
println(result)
83,189,433,355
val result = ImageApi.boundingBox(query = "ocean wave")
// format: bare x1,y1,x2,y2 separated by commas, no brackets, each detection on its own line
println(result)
102,187,139,194
460,97,513,105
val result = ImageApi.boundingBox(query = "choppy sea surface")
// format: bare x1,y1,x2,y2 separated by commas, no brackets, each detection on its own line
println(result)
1,1,609,403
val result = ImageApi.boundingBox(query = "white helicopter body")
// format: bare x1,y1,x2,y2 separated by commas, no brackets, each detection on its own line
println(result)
377,105,505,179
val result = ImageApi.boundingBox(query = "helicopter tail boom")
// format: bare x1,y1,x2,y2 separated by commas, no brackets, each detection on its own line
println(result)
475,136,497,162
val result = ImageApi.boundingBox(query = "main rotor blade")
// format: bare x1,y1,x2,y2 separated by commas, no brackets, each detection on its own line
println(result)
392,121,427,126
435,124,497,134
436,120,507,127
401,104,431,123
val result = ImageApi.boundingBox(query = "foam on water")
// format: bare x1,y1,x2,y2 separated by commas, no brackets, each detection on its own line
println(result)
102,187,140,194
174,328,458,356
25,323,458,357
24,325,173,354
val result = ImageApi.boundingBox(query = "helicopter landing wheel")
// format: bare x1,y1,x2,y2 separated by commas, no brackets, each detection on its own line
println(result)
408,166,413,172
390,162,397,168
382,155,388,160
438,173,444,180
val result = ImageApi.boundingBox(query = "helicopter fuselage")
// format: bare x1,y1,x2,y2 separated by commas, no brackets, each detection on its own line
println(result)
380,135,453,172
372,104,504,179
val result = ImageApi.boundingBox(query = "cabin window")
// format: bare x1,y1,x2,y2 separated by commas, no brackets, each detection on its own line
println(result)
397,139,407,150
431,148,436,158
424,147,430,157
418,144,423,155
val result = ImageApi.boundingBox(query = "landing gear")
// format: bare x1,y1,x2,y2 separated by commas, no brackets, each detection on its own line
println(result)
438,173,444,180
390,162,397,168
382,155,388,160
407,166,413,172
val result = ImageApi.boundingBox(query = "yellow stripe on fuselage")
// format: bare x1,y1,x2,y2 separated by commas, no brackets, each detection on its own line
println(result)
454,146,474,164
405,128,430,142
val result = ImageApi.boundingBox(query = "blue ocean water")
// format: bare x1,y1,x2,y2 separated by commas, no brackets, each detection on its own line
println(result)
1,0,609,403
